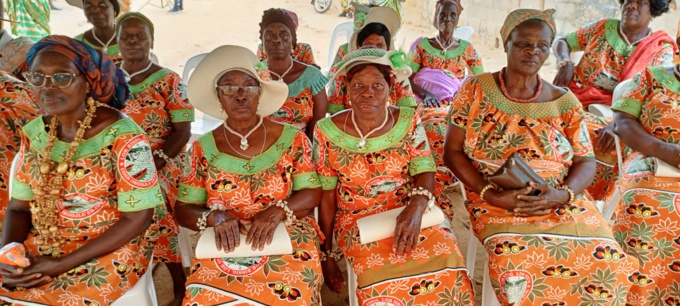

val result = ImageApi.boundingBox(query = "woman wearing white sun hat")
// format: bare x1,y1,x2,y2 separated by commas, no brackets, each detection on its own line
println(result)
175,45,324,305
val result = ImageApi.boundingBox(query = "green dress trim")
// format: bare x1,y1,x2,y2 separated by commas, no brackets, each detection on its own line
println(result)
288,66,329,97
177,184,207,205
328,104,345,114
170,109,195,123
10,180,33,201
128,68,171,93
197,124,301,175
319,175,338,191
23,117,143,162
118,186,164,212
566,30,581,52
470,66,485,75
603,18,633,57
612,67,680,117
317,107,414,153
74,33,120,57
409,156,436,176
477,73,582,119
648,66,680,95
292,171,321,191
410,38,471,73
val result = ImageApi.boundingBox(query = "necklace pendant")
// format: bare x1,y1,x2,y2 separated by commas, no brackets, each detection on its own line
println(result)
240,138,249,151
442,49,447,56
103,47,108,54
357,139,366,149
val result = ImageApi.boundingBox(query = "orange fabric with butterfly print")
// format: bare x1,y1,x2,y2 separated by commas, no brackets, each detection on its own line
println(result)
0,72,40,223
446,73,638,305
122,68,195,264
0,117,163,305
177,125,324,305
313,107,474,305
610,67,680,304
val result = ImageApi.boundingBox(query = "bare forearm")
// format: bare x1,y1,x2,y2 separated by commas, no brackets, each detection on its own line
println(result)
287,188,321,218
1,200,32,247
562,157,596,194
58,209,153,274
319,190,336,252
161,124,191,159
553,38,571,62
615,113,680,165
176,202,211,230
445,150,487,194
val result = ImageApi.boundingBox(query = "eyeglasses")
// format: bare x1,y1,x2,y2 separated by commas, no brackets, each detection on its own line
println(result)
23,72,80,88
216,85,260,96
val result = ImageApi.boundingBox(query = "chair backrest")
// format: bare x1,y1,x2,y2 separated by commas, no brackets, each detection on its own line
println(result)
453,26,475,41
613,78,633,103
182,53,208,82
326,21,355,71
8,154,18,196
570,51,584,65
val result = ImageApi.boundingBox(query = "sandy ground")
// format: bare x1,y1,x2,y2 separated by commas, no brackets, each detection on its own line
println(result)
43,1,560,304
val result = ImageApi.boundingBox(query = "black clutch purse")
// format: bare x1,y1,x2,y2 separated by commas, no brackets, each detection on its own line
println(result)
489,153,546,196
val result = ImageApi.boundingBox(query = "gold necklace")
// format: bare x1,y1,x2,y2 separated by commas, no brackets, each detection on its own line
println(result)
33,98,99,255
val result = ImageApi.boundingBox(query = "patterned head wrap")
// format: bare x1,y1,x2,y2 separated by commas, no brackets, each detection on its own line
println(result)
259,8,298,47
280,9,298,29
26,35,129,110
436,0,462,13
116,12,155,40
500,8,556,45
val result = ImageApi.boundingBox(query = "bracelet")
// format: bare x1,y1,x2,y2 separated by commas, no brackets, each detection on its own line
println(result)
154,149,173,165
556,59,573,70
410,186,435,211
196,204,228,235
479,184,494,201
272,200,296,227
557,185,575,204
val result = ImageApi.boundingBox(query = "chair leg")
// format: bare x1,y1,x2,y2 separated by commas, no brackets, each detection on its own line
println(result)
482,257,502,306
346,260,359,306
465,229,478,279
178,227,194,268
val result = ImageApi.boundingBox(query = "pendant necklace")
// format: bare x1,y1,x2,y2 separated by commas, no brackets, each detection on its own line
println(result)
223,116,264,150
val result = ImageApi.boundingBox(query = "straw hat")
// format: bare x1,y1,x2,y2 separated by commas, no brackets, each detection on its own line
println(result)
66,0,131,14
349,6,401,52
333,48,412,83
188,45,289,121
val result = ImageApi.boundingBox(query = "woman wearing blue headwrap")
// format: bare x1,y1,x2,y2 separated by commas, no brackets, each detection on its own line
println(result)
0,35,163,305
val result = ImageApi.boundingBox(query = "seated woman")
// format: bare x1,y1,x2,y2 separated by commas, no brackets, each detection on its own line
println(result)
68,0,129,62
315,48,474,305
117,12,192,306
611,64,680,301
256,9,317,67
327,6,416,114
259,8,328,136
0,35,162,305
0,72,40,228
409,0,482,220
176,45,323,305
552,0,675,201
328,2,374,74
443,10,639,305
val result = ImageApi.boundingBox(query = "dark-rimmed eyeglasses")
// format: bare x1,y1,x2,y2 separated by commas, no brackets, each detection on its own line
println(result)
22,72,80,88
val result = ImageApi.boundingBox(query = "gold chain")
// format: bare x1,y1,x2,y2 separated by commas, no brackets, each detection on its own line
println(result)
32,98,99,255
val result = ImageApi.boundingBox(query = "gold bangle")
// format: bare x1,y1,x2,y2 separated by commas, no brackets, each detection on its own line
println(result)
556,59,573,69
478,184,494,201
557,185,575,204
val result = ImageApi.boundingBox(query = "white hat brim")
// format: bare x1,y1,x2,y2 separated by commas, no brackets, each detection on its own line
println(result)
334,49,412,83
187,45,289,121
349,7,401,52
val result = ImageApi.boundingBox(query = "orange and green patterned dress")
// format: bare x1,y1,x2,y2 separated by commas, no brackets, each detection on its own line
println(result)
567,18,675,201
74,33,122,63
610,67,680,304
267,65,327,130
257,42,317,67
122,68,195,264
178,124,324,305
410,37,484,220
0,72,40,223
313,107,475,305
446,73,639,305
1,117,163,305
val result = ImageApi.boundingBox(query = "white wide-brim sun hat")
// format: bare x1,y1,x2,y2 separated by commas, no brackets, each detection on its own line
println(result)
349,6,401,52
66,0,130,12
333,48,412,83
188,45,289,121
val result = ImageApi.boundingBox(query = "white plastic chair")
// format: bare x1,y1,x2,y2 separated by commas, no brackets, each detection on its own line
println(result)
453,26,475,41
111,263,158,306
178,227,195,268
183,53,222,141
570,51,584,65
325,21,354,74
346,260,359,306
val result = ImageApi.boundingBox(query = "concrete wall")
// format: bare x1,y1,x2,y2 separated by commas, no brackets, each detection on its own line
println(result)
404,0,679,47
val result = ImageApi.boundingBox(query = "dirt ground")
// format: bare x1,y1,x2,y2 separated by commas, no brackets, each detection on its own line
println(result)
44,0,561,304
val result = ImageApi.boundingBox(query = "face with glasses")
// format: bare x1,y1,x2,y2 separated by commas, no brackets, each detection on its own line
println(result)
216,70,261,121
118,18,153,62
27,52,88,115
505,20,553,76
83,0,117,28
620,0,652,29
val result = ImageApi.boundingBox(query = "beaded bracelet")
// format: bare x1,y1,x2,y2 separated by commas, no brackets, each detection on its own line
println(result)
410,186,435,211
479,184,494,201
272,200,297,227
196,204,227,235
557,185,575,204
556,59,573,70
154,149,173,165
